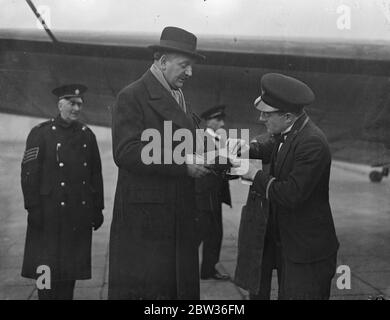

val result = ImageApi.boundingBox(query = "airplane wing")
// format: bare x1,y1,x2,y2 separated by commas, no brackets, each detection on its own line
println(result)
1,21,390,170
2,28,390,73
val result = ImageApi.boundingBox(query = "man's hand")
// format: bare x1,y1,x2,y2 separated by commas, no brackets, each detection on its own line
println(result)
185,154,211,178
93,210,104,231
226,138,250,157
231,160,260,181
186,163,211,178
27,207,43,230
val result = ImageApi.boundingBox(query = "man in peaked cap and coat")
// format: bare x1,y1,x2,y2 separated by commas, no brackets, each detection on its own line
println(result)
197,105,231,281
108,26,210,299
21,84,104,300
232,73,339,299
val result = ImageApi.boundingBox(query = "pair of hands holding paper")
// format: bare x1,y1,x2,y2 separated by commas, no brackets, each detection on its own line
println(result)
186,154,211,178
185,150,232,178
226,138,261,182
185,138,261,181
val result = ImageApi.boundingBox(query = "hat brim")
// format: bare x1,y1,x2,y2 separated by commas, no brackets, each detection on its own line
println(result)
148,45,206,61
204,113,226,120
254,96,279,112
58,95,84,100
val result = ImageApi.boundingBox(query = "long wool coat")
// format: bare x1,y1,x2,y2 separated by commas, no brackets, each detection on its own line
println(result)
108,70,200,300
21,115,104,281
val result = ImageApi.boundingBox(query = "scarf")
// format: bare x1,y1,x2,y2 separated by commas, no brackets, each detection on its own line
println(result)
150,64,187,113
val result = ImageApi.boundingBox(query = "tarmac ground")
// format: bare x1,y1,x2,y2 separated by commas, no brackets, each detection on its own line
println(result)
0,130,389,300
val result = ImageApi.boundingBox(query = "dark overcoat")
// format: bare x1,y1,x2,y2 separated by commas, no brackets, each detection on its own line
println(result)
21,115,104,281
109,70,200,300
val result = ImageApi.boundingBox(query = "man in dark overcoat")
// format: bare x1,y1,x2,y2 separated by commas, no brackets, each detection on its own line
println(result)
108,27,210,299
233,73,339,299
21,84,104,300
196,105,231,280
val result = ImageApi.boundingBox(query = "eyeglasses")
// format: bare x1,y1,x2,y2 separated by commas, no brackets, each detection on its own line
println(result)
259,111,285,119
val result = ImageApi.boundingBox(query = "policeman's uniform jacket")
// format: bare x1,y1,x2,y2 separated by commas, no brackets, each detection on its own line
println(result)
21,115,104,281
109,70,200,299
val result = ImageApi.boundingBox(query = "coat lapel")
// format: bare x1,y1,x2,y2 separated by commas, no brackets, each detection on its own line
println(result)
269,143,279,176
142,70,195,131
275,113,309,177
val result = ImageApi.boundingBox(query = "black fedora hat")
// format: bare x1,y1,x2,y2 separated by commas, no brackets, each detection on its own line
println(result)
148,26,205,61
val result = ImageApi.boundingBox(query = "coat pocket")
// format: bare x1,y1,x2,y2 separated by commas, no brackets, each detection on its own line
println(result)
139,203,175,241
122,187,173,241
126,188,166,204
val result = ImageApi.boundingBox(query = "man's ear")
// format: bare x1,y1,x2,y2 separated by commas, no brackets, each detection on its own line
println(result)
285,113,294,125
58,99,68,112
160,54,168,71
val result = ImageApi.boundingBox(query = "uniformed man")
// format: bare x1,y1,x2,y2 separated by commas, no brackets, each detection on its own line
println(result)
232,73,339,299
197,105,231,280
21,84,104,300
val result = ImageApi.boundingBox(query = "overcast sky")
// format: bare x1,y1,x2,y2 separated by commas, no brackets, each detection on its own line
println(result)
1,0,390,41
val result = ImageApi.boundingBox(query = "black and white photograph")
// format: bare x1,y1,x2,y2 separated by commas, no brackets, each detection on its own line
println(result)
0,0,389,302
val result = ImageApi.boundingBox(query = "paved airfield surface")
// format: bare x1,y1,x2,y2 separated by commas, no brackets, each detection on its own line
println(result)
0,121,389,300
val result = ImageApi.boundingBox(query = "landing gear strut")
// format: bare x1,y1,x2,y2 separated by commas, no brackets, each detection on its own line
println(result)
369,167,389,183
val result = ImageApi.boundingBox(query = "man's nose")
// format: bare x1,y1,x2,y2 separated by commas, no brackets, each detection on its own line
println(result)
73,104,81,112
185,65,192,77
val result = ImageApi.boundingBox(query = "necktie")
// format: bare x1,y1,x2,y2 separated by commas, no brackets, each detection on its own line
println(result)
273,132,288,145
172,90,186,113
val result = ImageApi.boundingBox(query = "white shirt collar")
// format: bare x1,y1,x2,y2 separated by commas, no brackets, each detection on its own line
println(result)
282,124,294,135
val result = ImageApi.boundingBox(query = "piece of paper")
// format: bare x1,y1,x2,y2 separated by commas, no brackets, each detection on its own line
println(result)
228,159,262,185
226,138,250,157
229,158,250,176
185,153,205,164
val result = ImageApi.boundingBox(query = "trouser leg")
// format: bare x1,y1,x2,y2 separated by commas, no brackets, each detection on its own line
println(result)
38,280,76,300
278,252,337,300
250,231,280,300
200,206,223,276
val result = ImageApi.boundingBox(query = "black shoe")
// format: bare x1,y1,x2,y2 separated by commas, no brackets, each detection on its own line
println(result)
201,271,230,281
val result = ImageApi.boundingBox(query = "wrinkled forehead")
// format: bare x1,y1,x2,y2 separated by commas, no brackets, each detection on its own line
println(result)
166,52,195,64
66,97,84,104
